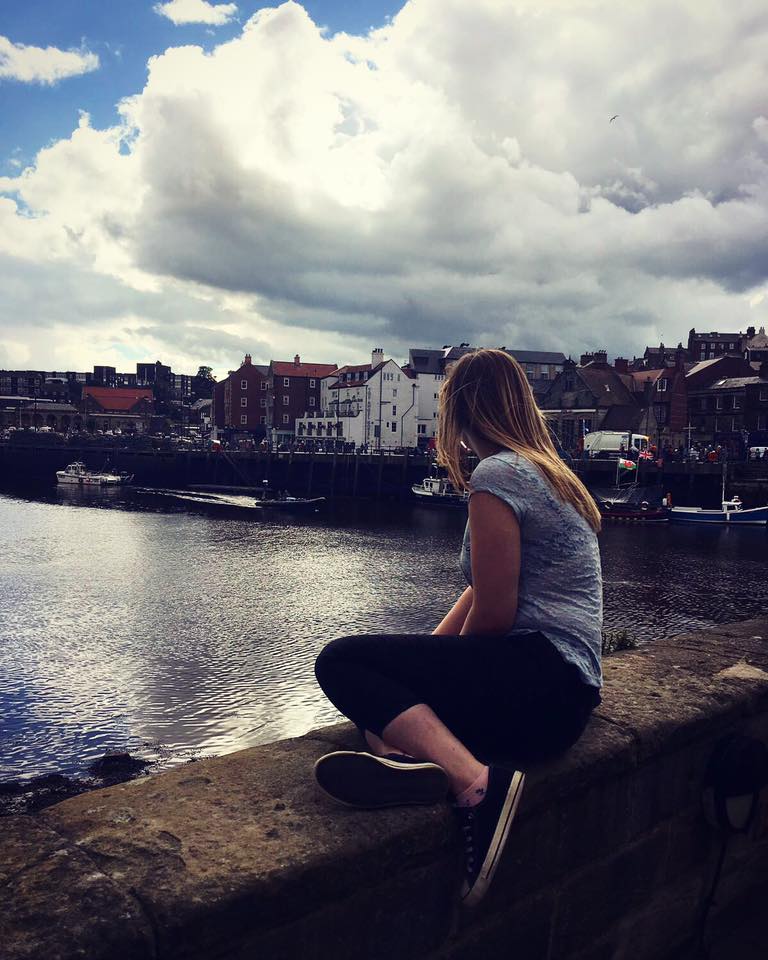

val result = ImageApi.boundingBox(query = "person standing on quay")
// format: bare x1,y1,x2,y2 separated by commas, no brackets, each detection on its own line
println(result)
313,349,604,907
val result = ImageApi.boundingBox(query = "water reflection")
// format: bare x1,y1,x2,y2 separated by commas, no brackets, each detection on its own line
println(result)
1,484,766,781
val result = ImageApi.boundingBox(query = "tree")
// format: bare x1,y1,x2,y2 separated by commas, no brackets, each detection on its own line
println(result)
196,365,215,380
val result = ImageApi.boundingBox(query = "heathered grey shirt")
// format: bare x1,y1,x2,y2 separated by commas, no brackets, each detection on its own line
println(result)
459,450,603,690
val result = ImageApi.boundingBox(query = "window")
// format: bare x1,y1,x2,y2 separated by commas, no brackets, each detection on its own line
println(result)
393,388,397,397
730,343,735,350
240,415,247,425
434,393,438,400
760,389,768,401
260,398,267,408
283,377,290,387
241,397,247,407
309,379,316,388
261,381,267,391
392,405,397,416
282,414,290,424
656,379,667,392
282,395,289,405
716,397,723,410
418,424,426,434
700,398,707,410
733,397,740,410
392,422,397,432
241,379,248,389
526,366,534,379
309,396,316,407
260,416,267,424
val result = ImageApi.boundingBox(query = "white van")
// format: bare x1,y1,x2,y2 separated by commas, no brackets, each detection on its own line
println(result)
583,431,650,459
749,446,768,460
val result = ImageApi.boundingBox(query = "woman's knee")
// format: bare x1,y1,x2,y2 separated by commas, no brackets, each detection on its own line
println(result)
314,635,360,689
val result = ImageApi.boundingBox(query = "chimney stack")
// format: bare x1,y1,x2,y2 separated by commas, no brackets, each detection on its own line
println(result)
371,347,385,368
294,354,301,366
614,357,629,374
243,353,252,365
580,352,595,366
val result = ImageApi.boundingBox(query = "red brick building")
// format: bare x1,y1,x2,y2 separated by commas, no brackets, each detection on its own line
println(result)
218,354,270,437
81,386,154,433
268,355,337,440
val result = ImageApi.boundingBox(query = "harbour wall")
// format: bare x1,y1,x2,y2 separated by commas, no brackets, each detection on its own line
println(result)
3,618,768,959
2,441,766,504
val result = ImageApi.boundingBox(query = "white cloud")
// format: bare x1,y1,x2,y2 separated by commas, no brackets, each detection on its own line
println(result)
154,0,238,26
1,0,768,376
0,35,99,85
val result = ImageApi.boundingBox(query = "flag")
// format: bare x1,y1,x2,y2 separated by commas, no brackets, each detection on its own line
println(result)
618,458,637,471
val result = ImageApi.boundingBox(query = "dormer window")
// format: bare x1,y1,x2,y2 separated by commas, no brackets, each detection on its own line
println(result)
656,379,668,392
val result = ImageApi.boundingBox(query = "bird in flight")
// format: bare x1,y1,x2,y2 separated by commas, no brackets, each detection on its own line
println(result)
609,115,619,123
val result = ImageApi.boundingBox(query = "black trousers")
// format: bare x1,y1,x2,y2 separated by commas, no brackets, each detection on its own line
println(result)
314,630,602,768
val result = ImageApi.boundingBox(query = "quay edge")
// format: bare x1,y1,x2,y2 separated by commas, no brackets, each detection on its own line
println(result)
2,617,768,959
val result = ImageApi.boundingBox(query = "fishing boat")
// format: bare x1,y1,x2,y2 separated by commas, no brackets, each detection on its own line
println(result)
668,465,768,525
56,462,134,486
412,475,469,506
668,498,768,525
599,501,669,523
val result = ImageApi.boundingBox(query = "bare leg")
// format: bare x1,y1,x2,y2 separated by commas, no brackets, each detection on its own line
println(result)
364,730,411,758
382,703,486,795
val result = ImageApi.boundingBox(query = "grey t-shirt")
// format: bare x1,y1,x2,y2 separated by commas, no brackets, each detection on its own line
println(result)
460,450,603,690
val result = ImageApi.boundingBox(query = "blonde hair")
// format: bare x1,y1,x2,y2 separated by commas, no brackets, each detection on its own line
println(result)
436,349,601,532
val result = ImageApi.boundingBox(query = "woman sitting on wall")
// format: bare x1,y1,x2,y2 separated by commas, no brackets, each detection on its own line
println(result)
313,348,604,907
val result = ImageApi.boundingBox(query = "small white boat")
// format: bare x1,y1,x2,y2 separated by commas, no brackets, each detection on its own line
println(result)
412,475,469,506
252,481,325,510
56,462,133,486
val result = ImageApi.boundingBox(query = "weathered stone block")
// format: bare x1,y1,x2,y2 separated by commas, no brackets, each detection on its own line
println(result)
430,889,555,960
549,822,670,958
0,815,154,960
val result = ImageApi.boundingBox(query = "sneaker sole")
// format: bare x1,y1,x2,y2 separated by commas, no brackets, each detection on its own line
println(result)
314,751,450,808
461,770,526,909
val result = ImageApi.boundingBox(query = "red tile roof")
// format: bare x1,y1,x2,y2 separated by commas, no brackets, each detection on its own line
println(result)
83,386,153,412
272,360,337,378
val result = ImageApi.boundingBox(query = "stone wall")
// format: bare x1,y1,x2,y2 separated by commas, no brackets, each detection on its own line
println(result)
3,619,768,960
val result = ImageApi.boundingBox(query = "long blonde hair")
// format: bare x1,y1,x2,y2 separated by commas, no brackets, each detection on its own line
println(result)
436,349,601,532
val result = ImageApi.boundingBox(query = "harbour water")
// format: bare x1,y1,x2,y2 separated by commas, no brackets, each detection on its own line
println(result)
1,483,767,783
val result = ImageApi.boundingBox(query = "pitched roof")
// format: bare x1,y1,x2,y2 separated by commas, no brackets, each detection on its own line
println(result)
710,377,762,389
577,364,637,407
271,360,337,378
408,349,444,375
630,368,666,387
83,386,153,412
507,349,567,364
747,326,768,349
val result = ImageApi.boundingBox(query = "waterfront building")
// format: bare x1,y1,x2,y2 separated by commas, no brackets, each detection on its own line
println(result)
539,353,641,449
684,354,756,450
687,327,754,363
402,349,446,448
267,355,338,442
215,354,270,439
81,386,154,434
628,358,688,449
295,350,418,450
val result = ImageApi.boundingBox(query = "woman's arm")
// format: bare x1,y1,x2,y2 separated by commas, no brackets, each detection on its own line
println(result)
432,586,474,635
460,491,520,635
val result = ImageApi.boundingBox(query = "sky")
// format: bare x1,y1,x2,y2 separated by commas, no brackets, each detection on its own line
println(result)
1,0,767,380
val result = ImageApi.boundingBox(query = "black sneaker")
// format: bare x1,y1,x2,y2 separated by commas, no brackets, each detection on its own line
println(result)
455,766,526,908
314,750,450,808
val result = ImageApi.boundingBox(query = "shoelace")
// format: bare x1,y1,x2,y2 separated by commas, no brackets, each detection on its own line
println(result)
460,809,477,873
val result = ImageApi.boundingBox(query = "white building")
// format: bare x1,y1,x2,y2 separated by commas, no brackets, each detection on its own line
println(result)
295,349,419,450
404,348,448,446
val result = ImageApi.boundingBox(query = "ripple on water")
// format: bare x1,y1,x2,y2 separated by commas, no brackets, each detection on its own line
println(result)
1,488,767,780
